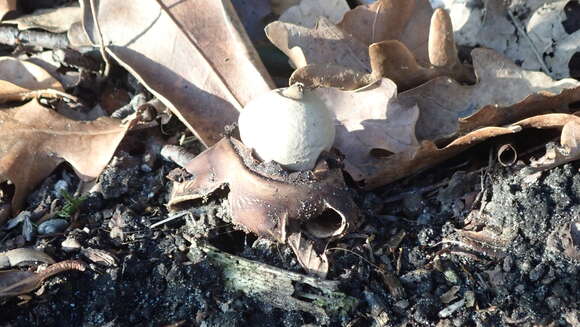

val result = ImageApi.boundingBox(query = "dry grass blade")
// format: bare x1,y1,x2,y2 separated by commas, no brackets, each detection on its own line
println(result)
279,0,349,28
4,6,81,33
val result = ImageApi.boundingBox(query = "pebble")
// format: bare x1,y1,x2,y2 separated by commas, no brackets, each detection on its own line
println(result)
38,219,69,235
61,237,81,252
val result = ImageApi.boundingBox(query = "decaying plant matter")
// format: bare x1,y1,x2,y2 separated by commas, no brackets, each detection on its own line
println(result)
0,99,135,213
289,8,474,91
0,260,86,298
165,137,359,276
81,0,274,146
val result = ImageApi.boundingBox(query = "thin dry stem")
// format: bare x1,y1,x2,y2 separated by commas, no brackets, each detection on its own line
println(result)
89,0,111,78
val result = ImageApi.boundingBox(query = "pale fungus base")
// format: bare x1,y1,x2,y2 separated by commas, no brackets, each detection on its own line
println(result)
238,83,336,171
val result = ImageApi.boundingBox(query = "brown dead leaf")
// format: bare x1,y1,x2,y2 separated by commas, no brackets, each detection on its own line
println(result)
338,0,433,63
0,99,134,212
368,8,474,90
271,0,300,15
398,48,580,142
167,137,359,247
0,248,54,269
232,0,272,43
529,118,580,171
279,0,349,28
287,232,329,277
81,0,274,147
265,17,370,72
5,6,81,33
290,64,376,90
443,0,515,63
0,260,85,298
0,0,16,20
25,51,81,90
67,21,91,48
362,113,580,189
0,57,63,102
313,79,420,181
288,9,474,91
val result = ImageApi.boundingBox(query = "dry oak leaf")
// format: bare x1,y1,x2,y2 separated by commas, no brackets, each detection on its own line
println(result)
231,0,272,43
528,116,580,172
313,79,420,182
0,99,134,212
397,48,580,143
4,6,81,33
287,232,329,277
271,0,300,15
338,0,433,63
265,17,370,72
368,8,474,91
167,137,359,244
0,57,63,102
279,0,349,28
290,8,475,91
0,0,16,20
361,113,580,189
81,0,274,147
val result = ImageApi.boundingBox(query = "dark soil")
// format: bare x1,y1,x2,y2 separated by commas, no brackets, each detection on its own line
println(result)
0,134,578,326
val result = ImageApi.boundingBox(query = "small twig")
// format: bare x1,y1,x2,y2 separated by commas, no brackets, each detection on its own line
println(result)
38,260,87,280
150,211,190,229
52,48,101,72
0,26,69,49
327,247,382,270
31,88,80,103
507,10,554,78
89,0,111,78
161,145,196,167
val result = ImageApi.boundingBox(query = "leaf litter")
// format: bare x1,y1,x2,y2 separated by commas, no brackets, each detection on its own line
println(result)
81,0,274,146
0,0,579,325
